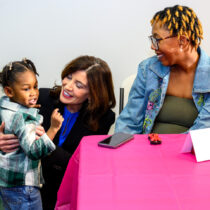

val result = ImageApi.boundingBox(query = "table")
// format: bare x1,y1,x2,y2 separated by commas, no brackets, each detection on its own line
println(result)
55,134,210,210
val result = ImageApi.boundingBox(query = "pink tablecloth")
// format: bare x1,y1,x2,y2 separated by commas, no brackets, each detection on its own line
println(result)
55,134,210,210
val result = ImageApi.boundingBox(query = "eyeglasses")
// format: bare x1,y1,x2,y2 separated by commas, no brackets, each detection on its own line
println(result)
148,35,176,50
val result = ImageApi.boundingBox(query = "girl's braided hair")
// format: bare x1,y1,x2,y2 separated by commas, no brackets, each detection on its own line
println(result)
150,5,203,47
0,58,38,88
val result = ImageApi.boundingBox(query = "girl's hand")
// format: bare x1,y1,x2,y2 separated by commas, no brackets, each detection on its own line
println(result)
35,125,46,140
50,108,64,131
0,122,19,153
32,104,41,108
46,109,64,141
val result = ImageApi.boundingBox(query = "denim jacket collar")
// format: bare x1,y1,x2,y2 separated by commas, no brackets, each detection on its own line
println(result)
149,58,170,78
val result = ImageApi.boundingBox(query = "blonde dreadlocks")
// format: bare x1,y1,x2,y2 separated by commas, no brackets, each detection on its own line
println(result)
150,5,203,47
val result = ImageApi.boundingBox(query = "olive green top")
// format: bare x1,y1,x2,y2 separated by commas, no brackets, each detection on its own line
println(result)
151,95,198,134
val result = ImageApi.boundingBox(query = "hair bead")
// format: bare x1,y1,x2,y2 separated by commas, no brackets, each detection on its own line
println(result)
8,62,13,71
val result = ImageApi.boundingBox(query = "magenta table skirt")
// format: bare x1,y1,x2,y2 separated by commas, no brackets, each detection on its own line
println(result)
55,134,210,210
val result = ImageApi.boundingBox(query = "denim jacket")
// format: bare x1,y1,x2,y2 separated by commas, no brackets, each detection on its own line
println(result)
115,47,210,134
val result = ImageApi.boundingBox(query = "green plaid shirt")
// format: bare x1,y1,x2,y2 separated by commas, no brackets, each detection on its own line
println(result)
0,96,55,188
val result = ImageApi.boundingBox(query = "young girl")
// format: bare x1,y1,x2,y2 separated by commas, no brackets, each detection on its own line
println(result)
0,59,64,210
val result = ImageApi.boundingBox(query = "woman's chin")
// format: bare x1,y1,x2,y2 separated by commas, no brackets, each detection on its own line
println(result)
60,95,70,104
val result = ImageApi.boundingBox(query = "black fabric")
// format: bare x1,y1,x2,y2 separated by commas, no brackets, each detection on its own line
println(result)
38,88,115,210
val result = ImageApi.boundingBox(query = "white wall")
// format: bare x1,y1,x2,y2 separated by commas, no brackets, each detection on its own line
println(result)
0,0,210,115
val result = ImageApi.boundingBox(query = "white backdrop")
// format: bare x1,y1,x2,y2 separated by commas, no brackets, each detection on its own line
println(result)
0,0,210,115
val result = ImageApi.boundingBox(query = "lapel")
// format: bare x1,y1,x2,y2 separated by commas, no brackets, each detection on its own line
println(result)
53,102,65,145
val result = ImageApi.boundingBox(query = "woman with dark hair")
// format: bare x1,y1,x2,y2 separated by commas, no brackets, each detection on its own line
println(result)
0,55,116,209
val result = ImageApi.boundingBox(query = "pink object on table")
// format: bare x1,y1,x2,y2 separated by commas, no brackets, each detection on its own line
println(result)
55,134,210,210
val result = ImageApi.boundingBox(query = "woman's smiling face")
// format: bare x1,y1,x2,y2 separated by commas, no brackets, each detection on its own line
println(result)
60,70,89,113
151,21,181,66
